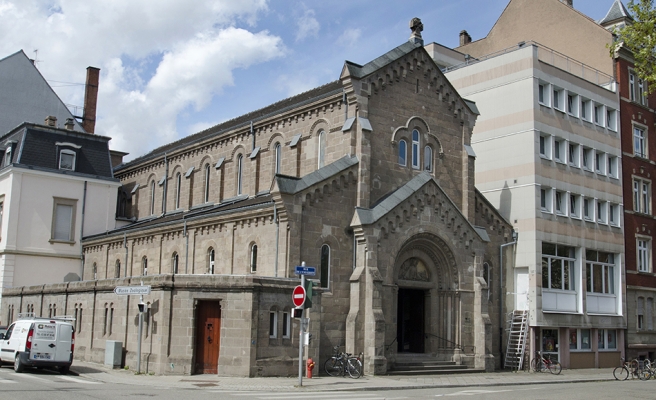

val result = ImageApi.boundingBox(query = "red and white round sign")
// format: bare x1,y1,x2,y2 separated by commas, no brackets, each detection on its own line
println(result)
292,285,306,307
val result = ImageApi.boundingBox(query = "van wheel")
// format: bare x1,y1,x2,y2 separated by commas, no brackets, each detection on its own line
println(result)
13,355,25,373
59,366,69,375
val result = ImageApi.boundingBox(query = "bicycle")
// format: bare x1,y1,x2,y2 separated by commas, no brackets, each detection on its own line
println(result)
613,357,649,380
324,346,362,378
530,351,562,374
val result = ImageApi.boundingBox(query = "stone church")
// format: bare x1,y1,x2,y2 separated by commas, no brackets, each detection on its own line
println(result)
2,21,512,376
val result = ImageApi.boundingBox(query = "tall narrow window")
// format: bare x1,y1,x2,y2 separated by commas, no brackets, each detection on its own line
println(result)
115,260,121,278
103,304,108,335
269,311,278,338
93,263,97,280
638,238,651,272
638,78,645,105
4,147,11,166
52,198,76,242
175,172,181,209
282,311,291,338
204,164,211,203
411,129,420,169
172,252,179,274
250,244,258,273
150,180,156,215
237,154,243,195
424,145,433,172
630,72,636,101
318,130,326,169
638,297,645,330
398,140,407,166
320,244,330,288
142,256,148,276
634,126,646,158
274,143,281,174
109,304,114,335
208,248,215,274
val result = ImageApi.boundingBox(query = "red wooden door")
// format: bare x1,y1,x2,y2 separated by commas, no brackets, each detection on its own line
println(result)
194,301,221,374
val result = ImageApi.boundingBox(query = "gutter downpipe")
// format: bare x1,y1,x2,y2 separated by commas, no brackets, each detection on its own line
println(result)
274,202,279,277
499,231,518,367
80,181,88,280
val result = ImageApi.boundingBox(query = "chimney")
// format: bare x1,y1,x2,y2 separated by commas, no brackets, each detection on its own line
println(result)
45,116,57,127
560,0,573,6
82,66,100,134
65,118,75,130
459,30,472,46
409,17,424,46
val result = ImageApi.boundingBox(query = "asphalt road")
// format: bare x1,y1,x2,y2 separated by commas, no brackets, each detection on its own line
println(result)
1,364,656,400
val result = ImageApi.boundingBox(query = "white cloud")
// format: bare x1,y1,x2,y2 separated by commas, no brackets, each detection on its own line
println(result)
337,28,362,47
0,0,283,160
295,9,320,42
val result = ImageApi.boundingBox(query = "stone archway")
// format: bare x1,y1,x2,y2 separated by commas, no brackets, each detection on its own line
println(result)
391,233,461,360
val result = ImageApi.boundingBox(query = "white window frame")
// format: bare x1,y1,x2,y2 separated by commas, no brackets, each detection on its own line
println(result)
607,156,619,179
51,197,77,243
586,251,616,295
424,145,433,172
597,329,617,350
609,203,620,227
554,138,565,163
570,193,581,219
553,87,565,111
629,71,636,102
594,103,604,127
274,142,282,174
633,177,651,215
411,129,420,169
582,147,593,171
595,151,606,175
538,82,550,106
59,149,76,171
580,98,591,122
567,92,579,117
555,190,566,216
569,328,592,351
540,187,553,213
539,133,551,159
542,243,576,291
637,237,651,273
606,108,617,132
583,197,593,221
281,311,291,339
568,142,580,168
638,78,646,106
4,147,11,167
633,125,647,158
596,200,607,225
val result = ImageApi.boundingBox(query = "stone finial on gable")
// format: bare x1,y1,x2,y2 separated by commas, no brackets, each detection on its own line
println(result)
409,17,424,45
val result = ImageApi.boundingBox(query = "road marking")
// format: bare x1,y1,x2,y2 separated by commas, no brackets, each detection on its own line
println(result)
11,373,52,383
216,392,389,399
58,375,101,384
438,389,514,397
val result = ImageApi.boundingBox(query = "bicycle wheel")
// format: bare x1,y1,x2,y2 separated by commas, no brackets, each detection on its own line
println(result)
638,368,651,381
530,358,540,372
324,357,343,377
549,361,562,375
613,366,629,381
346,358,361,379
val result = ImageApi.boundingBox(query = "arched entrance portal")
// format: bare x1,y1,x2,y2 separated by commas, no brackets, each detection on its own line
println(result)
392,234,460,358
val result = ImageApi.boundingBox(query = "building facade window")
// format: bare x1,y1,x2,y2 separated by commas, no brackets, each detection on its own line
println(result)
554,139,564,162
424,145,433,172
570,193,580,219
4,147,11,166
59,149,76,171
411,129,420,169
269,311,278,338
542,243,575,291
250,244,257,273
150,180,156,215
274,143,281,174
634,126,646,158
398,140,407,166
638,238,651,272
540,187,552,213
569,329,591,350
633,178,651,214
586,250,615,294
638,297,645,330
51,197,77,242
115,260,121,278
320,244,330,288
539,134,551,158
281,311,291,338
204,164,210,203
598,329,617,350
318,130,326,169
172,252,179,274
142,256,148,276
638,78,646,105
237,154,243,196
208,248,215,274
583,198,593,221
594,104,603,126
568,143,579,167
175,172,181,209
555,191,566,215
93,263,97,280
630,71,636,102
582,147,593,170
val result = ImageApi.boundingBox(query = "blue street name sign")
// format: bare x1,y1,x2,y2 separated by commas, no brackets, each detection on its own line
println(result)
294,265,316,276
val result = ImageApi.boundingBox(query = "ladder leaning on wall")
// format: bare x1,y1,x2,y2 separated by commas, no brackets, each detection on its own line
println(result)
504,310,529,370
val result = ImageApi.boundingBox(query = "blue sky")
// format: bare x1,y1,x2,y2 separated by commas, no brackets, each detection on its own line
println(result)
0,0,620,161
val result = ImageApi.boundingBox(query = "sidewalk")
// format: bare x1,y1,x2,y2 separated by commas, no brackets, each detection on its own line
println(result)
69,361,619,392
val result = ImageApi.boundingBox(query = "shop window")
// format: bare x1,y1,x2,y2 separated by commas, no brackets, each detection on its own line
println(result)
598,329,617,350
569,329,591,350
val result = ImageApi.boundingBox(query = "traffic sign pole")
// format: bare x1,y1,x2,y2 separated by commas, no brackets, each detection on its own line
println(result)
298,273,305,387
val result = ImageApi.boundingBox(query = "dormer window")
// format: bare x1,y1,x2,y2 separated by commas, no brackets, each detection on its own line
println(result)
4,147,11,167
59,149,76,171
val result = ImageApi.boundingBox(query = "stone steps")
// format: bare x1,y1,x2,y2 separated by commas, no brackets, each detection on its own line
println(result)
387,356,483,376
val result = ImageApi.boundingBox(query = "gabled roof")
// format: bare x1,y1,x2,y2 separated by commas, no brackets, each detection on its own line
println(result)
275,155,358,194
0,50,85,135
351,172,489,242
343,41,423,79
599,0,633,26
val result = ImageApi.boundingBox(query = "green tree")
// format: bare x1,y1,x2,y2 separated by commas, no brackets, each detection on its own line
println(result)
613,0,656,93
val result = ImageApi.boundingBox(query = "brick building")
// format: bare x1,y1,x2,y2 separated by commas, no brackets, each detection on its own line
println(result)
2,23,512,376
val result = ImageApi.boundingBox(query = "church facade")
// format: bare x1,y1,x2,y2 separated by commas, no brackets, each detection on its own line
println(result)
1,24,512,376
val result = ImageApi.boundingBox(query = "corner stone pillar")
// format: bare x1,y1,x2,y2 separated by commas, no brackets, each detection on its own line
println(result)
363,240,387,375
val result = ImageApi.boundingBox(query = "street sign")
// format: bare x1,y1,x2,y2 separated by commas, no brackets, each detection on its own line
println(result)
294,265,316,276
292,285,306,307
114,286,151,295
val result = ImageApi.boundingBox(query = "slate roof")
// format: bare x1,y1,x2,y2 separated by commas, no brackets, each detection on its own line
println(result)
275,155,359,194
0,122,114,179
352,172,489,242
115,81,343,172
599,0,633,25
343,41,423,79
0,50,85,135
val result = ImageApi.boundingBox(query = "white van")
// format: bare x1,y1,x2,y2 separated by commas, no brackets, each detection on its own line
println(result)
0,313,75,374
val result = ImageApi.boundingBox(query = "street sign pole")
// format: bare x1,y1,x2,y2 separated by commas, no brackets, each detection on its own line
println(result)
298,273,305,387
137,281,144,374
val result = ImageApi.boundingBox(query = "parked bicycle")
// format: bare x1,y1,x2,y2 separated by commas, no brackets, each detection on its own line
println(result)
612,357,649,380
530,351,562,375
324,346,362,378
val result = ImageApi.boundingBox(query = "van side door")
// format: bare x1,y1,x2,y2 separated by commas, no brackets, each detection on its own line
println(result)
0,323,16,362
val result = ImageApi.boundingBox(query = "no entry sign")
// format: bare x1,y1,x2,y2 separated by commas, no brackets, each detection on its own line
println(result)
292,285,306,307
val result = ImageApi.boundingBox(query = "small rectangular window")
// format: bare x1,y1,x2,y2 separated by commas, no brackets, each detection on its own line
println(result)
538,82,550,105
595,151,606,175
553,88,564,111
539,134,551,159
580,98,591,121
51,198,77,242
634,126,647,158
567,92,578,116
282,311,290,338
583,198,593,220
597,201,607,224
555,191,566,215
606,108,617,131
269,311,278,338
554,139,564,163
638,238,651,273
570,193,580,219
594,104,604,126
541,187,552,213
630,72,636,102
568,143,579,168
582,147,593,170
59,150,76,171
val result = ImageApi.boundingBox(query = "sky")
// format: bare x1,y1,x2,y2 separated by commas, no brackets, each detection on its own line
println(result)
0,0,622,161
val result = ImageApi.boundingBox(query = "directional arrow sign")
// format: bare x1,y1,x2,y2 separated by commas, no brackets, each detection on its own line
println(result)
292,285,306,307
114,286,151,295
